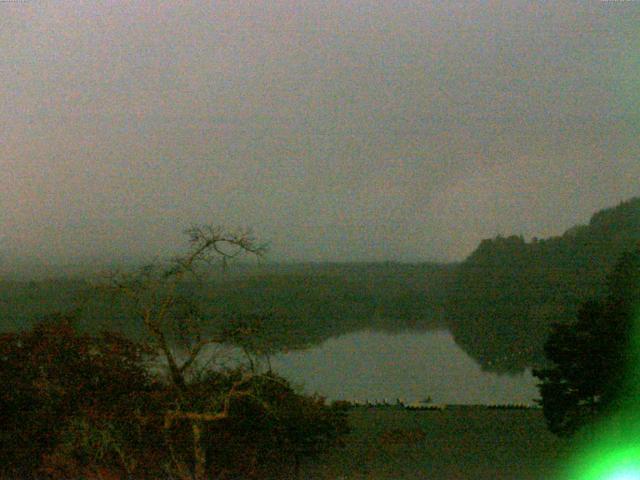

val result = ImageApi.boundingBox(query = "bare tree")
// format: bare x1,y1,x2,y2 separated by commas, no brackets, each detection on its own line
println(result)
103,225,270,479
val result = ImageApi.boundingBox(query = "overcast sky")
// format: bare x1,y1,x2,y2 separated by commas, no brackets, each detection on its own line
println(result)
2,1,639,265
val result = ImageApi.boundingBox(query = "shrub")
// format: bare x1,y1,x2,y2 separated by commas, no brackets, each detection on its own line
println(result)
0,316,350,479
0,314,162,478
162,369,350,479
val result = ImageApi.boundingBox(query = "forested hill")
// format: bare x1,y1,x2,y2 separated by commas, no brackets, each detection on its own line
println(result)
445,197,640,374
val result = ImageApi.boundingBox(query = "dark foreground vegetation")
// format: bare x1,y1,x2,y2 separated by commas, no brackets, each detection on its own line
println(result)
0,316,349,479
1,227,350,480
0,324,576,480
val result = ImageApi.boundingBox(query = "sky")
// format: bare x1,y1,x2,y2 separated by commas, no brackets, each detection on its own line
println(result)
1,0,639,265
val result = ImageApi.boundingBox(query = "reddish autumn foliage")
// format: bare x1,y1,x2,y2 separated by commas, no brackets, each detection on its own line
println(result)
0,314,164,478
0,316,350,479
185,370,350,479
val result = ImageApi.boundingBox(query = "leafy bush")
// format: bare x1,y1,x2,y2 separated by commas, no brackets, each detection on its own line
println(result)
156,369,350,479
0,313,160,478
0,316,349,479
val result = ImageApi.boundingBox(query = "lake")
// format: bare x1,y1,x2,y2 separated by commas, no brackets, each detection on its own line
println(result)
200,329,541,405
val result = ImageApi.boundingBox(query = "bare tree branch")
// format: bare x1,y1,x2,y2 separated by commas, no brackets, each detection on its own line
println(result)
97,225,267,479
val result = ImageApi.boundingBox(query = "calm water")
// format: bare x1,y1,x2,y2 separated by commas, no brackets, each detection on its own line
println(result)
267,330,540,405
192,329,540,405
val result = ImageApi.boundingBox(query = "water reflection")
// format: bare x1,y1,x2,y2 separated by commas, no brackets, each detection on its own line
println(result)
223,329,540,405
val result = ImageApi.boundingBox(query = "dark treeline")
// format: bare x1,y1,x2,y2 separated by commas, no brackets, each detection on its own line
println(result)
446,197,640,373
0,262,455,356
1,198,638,374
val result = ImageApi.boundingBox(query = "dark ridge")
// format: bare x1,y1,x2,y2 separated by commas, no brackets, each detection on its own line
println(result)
446,196,640,373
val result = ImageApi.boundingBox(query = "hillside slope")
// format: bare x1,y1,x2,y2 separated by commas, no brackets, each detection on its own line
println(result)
446,197,640,373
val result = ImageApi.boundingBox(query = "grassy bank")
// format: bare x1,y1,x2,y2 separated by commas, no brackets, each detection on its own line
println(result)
302,406,573,480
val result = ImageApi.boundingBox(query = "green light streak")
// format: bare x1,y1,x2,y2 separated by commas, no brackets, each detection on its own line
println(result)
608,469,640,480
561,306,640,480
566,443,640,480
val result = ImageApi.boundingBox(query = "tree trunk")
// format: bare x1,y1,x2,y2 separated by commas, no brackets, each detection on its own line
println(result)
192,420,207,480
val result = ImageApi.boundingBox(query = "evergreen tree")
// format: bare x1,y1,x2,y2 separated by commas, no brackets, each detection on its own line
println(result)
534,247,640,435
